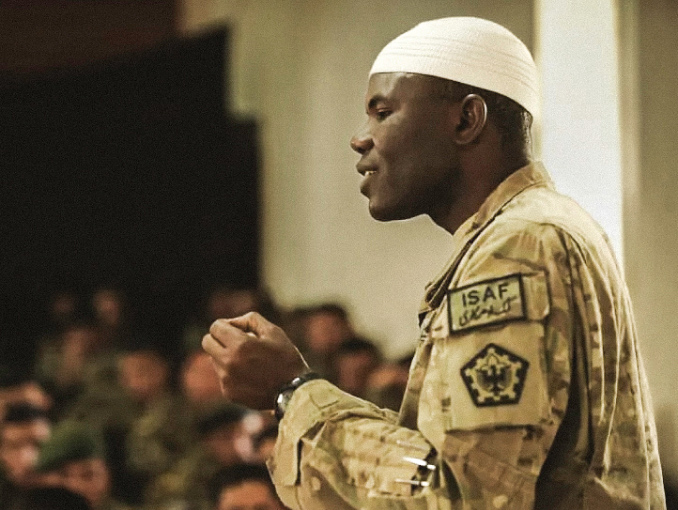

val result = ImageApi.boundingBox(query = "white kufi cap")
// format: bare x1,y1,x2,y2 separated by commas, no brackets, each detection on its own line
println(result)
369,17,540,116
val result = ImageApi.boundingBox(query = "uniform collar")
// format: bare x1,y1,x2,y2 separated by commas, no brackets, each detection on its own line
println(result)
419,162,554,319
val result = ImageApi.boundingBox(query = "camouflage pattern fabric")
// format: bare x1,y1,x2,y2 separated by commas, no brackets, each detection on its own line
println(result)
125,393,195,480
144,446,221,510
269,163,666,509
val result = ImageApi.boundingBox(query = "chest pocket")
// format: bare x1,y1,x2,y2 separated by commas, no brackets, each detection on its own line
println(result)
417,272,551,442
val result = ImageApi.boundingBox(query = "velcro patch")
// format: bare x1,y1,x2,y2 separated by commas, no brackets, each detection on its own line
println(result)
460,343,529,407
447,274,525,333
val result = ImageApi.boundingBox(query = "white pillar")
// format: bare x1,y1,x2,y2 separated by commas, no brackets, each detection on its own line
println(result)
534,0,623,260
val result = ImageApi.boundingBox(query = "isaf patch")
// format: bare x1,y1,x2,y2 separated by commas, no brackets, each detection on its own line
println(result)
448,274,525,333
461,343,529,407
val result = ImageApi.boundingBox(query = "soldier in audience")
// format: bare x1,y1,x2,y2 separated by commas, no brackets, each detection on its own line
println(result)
35,318,116,418
298,303,355,382
363,352,413,411
208,463,288,510
118,342,193,502
0,402,52,508
335,336,382,399
180,349,224,411
146,402,250,510
35,419,129,510
91,285,131,351
0,367,52,421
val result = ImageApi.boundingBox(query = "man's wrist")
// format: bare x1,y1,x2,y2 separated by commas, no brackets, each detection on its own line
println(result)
274,372,322,421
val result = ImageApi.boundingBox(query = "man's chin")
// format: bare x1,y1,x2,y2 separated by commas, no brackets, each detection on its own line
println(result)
368,203,411,222
368,204,391,222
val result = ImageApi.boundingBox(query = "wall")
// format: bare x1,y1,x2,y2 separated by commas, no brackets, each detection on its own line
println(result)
536,0,623,258
624,0,678,481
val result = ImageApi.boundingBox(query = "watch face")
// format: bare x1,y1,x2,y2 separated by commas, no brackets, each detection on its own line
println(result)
274,373,321,421
275,390,291,421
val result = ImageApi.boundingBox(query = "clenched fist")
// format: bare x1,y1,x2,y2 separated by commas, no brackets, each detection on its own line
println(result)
202,312,309,410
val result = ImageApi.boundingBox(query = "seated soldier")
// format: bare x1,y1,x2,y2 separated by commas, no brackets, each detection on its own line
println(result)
335,336,382,399
0,367,52,420
298,303,355,382
180,349,224,411
208,463,288,510
362,351,413,412
146,402,251,510
0,402,52,509
118,341,192,490
34,419,129,510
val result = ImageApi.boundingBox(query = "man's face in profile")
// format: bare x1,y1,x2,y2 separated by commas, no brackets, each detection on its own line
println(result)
353,72,461,223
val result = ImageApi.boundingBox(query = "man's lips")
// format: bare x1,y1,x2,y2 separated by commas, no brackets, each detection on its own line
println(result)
359,168,376,195
356,163,377,177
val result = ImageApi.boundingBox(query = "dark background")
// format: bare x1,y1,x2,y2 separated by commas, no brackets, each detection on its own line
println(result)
0,24,260,369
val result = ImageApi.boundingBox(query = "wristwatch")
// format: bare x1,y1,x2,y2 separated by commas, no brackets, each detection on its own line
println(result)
274,372,322,421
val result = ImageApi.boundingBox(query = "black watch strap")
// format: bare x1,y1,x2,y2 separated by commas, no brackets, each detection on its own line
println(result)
274,372,322,421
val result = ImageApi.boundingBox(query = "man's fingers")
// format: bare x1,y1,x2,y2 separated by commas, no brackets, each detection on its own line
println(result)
227,311,270,336
209,316,251,340
202,332,226,357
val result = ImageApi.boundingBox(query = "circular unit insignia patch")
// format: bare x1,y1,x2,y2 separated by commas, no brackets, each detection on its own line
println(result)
460,343,529,407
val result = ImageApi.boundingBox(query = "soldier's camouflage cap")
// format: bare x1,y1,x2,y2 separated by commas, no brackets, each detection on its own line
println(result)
36,420,105,472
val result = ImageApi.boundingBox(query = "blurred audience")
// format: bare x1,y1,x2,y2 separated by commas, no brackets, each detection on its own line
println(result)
363,352,413,412
35,420,128,510
252,423,278,464
208,463,288,510
41,288,80,341
0,402,52,508
11,280,629,508
296,302,355,382
0,368,52,421
36,318,122,419
24,486,93,510
182,286,279,354
146,402,251,510
335,336,382,399
91,286,131,351
118,342,193,501
180,349,224,411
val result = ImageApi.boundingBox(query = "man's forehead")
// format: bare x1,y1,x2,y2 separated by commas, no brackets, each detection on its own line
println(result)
365,72,435,104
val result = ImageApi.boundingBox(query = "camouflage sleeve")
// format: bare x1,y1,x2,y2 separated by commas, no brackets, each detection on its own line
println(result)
269,380,441,510
417,222,574,508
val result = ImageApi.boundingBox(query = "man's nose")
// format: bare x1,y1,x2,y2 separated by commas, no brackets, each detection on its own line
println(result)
350,123,373,155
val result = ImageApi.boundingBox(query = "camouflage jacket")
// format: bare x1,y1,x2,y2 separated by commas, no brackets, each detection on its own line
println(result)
269,163,666,509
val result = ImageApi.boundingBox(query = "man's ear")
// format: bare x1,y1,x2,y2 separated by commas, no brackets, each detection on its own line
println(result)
453,94,487,145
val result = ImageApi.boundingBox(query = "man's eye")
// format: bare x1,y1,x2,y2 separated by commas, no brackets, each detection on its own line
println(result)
376,109,391,120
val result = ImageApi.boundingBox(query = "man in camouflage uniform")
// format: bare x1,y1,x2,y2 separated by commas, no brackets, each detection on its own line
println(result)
202,17,666,509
